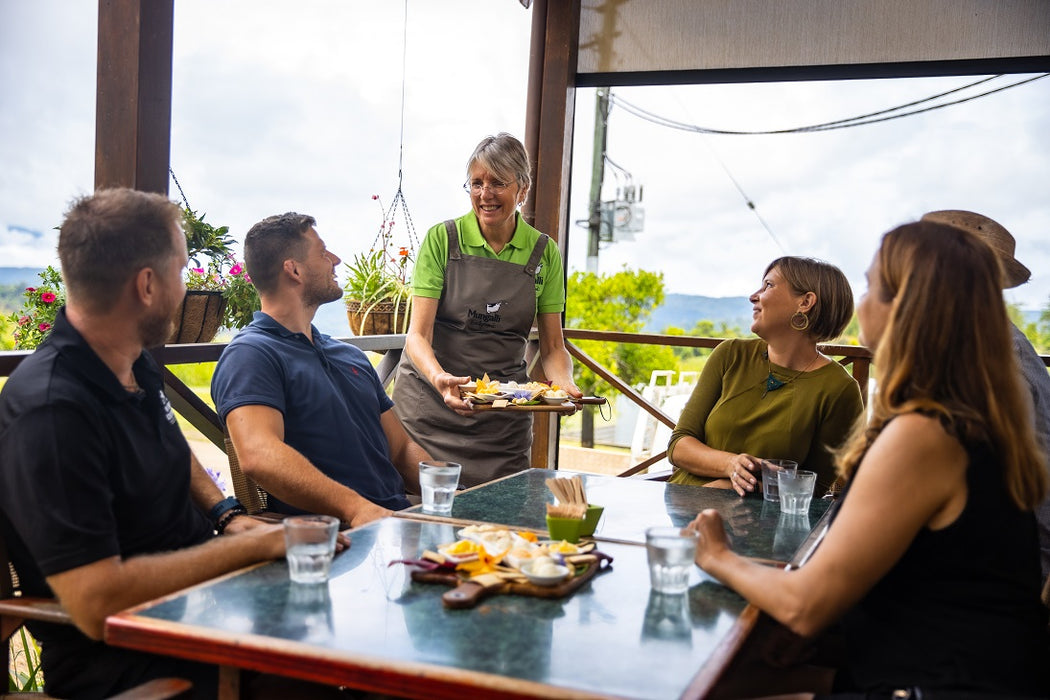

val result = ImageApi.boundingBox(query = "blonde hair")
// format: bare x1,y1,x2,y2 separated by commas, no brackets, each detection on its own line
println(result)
836,221,1046,509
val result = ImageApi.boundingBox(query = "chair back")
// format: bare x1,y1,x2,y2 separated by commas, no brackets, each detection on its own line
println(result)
224,435,268,515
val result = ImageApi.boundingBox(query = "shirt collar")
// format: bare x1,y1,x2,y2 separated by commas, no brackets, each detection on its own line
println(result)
46,307,160,402
249,310,329,344
460,211,529,253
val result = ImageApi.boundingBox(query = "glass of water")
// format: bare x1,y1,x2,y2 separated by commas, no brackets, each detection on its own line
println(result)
283,514,339,584
778,469,817,515
760,459,798,502
419,461,462,515
645,526,698,594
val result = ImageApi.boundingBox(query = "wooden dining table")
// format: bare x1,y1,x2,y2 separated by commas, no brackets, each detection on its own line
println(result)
104,469,832,699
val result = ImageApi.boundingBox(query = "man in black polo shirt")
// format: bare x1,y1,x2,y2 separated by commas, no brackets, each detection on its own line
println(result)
0,188,288,699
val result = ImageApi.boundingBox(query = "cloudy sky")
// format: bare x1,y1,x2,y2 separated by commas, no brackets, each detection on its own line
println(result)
3,1,1049,314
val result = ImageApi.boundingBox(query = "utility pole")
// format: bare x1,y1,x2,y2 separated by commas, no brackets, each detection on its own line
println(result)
586,88,610,273
581,88,610,448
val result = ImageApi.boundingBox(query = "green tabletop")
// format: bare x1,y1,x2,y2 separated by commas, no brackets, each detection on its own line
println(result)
405,469,831,563
108,517,752,699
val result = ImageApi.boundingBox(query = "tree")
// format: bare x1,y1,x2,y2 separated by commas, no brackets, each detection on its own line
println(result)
565,266,678,447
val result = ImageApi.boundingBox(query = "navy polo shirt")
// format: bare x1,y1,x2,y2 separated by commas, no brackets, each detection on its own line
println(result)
212,312,410,512
0,308,214,696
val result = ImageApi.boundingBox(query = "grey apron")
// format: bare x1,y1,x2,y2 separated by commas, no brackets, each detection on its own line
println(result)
393,219,548,488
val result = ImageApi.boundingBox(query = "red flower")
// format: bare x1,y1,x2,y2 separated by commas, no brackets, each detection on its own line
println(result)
38,322,51,332
18,316,30,326
25,287,35,293
399,247,409,257
40,291,56,304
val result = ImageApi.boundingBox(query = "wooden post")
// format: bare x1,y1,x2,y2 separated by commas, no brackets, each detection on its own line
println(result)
95,0,174,194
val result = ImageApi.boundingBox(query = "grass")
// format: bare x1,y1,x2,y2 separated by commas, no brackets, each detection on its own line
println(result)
8,627,43,692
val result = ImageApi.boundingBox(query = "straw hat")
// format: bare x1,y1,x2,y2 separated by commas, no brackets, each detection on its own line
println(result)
921,209,1031,289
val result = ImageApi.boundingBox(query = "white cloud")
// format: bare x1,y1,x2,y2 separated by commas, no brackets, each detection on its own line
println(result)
3,1,1048,313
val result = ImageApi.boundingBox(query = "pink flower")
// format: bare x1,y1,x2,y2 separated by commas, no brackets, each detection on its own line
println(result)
25,287,35,293
18,316,30,326
40,291,56,304
371,194,379,200
191,267,205,275
38,322,51,332
230,264,243,276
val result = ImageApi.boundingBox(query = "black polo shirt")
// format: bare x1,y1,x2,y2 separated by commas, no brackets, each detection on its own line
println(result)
0,308,215,698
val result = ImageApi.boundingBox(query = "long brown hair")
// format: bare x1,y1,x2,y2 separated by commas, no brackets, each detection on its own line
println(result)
836,221,1046,509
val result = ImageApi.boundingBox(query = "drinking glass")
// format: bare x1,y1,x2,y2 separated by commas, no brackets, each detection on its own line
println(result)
419,461,462,515
645,527,698,594
760,459,798,502
283,514,339,584
778,469,817,515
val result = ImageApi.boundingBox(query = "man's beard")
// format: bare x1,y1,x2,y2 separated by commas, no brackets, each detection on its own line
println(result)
141,305,176,348
303,277,343,308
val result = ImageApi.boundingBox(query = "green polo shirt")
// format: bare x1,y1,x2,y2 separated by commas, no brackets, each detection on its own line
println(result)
412,211,566,314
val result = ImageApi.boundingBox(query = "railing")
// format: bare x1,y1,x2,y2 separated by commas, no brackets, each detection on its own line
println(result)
4,332,1047,477
558,330,874,477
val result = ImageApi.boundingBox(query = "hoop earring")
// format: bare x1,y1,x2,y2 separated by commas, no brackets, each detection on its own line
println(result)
790,311,810,332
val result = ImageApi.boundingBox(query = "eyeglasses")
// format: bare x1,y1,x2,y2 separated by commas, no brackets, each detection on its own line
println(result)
463,180,511,194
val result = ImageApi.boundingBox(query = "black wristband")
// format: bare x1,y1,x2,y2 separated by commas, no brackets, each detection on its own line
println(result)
216,506,248,535
209,496,244,525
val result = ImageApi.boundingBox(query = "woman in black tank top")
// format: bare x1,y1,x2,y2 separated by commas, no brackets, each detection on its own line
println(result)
686,220,1049,698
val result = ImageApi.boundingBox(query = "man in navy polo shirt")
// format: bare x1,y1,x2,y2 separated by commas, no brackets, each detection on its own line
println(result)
0,188,288,699
212,212,426,527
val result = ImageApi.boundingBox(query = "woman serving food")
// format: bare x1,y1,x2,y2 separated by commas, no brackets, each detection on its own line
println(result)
393,133,580,488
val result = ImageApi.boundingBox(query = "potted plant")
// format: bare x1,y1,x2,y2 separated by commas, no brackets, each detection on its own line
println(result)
7,266,65,350
173,206,260,343
343,195,414,335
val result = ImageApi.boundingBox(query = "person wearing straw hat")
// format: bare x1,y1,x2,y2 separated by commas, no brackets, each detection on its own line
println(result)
922,209,1050,580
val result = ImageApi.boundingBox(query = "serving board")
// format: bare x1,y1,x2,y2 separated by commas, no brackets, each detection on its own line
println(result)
469,396,608,413
409,554,613,609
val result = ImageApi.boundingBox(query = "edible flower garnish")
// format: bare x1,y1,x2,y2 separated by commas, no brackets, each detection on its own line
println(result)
456,546,509,577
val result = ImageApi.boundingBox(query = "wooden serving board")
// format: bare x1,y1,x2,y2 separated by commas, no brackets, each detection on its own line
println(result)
470,396,607,413
411,556,612,609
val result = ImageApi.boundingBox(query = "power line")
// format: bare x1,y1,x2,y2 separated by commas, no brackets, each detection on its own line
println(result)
608,74,1049,136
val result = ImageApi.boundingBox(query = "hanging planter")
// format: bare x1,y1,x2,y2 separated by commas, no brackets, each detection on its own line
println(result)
342,193,418,337
345,297,411,336
168,290,226,344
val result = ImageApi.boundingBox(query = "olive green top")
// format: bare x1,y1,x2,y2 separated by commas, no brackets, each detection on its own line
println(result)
668,338,864,493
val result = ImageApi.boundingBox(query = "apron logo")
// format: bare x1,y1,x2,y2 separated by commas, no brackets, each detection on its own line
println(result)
468,301,506,330
535,262,543,285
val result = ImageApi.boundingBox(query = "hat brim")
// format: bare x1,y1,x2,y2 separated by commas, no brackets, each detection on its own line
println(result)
1002,258,1031,289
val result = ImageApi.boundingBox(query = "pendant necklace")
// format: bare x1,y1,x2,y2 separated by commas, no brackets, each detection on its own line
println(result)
763,352,819,398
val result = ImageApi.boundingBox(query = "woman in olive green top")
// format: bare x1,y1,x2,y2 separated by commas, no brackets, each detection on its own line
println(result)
668,257,863,495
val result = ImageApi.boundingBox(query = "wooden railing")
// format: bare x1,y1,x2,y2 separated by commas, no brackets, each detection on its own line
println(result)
557,330,874,477
4,332,1046,477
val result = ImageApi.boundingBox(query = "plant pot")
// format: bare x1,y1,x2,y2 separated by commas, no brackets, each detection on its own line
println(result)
169,290,226,344
345,298,411,336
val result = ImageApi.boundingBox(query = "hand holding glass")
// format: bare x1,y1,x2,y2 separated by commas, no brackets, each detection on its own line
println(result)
760,459,798,502
284,514,339,584
778,469,817,515
419,461,462,515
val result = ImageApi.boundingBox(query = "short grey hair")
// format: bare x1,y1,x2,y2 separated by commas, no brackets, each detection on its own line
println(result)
466,132,531,192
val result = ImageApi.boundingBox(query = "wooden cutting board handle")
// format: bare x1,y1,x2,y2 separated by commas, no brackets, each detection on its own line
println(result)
442,580,494,609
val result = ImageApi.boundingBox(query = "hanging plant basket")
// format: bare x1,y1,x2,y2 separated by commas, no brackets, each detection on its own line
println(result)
346,298,411,336
169,290,226,344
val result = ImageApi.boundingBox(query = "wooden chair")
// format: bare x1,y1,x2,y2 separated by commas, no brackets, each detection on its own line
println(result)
2,535,192,699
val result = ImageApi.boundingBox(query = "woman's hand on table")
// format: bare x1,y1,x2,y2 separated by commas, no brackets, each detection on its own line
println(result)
725,453,761,496
686,509,733,570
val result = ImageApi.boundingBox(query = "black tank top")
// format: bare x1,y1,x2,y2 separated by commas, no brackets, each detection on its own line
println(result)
833,441,1049,695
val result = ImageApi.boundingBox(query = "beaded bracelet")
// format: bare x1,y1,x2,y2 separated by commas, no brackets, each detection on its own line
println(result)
216,505,248,535
209,496,244,524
